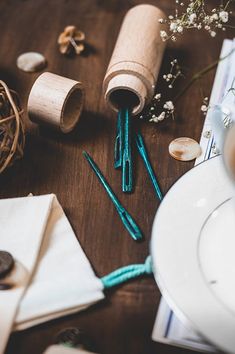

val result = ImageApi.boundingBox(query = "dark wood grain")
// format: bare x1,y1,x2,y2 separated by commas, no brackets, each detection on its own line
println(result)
0,1,234,353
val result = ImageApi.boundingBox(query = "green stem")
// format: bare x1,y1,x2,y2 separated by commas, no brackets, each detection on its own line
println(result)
174,48,235,102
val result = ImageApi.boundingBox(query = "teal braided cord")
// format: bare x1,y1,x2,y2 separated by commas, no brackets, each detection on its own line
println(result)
101,256,152,289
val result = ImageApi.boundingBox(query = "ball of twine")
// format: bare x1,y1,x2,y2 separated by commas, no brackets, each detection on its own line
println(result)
0,80,25,174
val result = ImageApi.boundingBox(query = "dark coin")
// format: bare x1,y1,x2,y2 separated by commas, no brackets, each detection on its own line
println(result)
55,327,96,350
0,251,14,279
56,327,84,347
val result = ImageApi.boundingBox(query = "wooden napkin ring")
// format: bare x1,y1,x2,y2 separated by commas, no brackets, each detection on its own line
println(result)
28,72,84,133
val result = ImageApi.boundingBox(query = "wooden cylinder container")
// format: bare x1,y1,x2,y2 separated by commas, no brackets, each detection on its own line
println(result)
103,4,166,115
28,72,84,133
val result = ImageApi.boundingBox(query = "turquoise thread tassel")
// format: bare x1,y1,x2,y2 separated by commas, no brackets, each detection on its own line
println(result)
101,256,152,289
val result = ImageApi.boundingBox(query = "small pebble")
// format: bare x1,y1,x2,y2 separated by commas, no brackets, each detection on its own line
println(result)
169,137,202,161
17,52,46,72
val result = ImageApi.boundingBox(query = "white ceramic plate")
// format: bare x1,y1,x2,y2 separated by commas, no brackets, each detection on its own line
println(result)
151,156,235,353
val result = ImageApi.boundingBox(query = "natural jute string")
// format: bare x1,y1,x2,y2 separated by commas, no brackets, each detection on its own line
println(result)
0,80,25,173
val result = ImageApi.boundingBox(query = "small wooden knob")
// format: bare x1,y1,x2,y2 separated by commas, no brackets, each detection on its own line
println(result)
28,72,84,133
103,4,166,115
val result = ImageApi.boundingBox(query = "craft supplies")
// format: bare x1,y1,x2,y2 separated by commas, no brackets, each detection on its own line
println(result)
103,4,166,115
17,52,46,72
101,256,152,289
58,26,85,55
28,72,84,133
135,133,162,201
114,108,132,193
122,108,132,192
103,4,166,192
114,106,133,193
114,109,124,169
168,137,202,161
83,151,142,241
0,80,25,173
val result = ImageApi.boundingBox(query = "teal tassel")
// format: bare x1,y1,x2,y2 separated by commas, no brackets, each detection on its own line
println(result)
101,256,153,289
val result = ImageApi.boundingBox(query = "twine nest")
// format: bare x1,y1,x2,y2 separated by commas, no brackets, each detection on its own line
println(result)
0,80,25,173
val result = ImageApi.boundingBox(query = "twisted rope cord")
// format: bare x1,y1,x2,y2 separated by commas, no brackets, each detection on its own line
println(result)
0,81,25,173
101,256,152,289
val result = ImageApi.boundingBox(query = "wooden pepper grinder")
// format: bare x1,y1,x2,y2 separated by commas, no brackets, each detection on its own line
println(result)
103,4,166,192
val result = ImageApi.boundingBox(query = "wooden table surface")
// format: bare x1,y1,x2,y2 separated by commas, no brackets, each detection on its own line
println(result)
0,1,234,353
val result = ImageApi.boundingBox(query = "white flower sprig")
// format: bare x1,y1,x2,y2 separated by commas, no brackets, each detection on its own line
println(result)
159,0,233,41
139,59,184,123
140,47,235,125
140,93,175,123
163,58,183,88
201,96,209,114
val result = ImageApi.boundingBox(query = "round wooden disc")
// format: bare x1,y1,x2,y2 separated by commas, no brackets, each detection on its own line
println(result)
17,52,46,72
0,251,14,279
169,137,202,162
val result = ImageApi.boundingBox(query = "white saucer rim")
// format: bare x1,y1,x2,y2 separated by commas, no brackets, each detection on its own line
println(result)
150,155,235,353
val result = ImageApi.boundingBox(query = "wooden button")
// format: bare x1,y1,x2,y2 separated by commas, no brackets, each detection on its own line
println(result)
0,251,14,279
169,137,202,161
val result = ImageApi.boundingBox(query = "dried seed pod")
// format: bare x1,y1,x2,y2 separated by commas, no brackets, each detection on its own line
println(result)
74,30,85,42
57,25,85,55
64,25,76,35
71,40,85,55
169,137,202,161
58,32,68,45
59,42,71,55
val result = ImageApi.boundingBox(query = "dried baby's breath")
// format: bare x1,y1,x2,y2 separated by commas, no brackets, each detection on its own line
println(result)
159,0,233,41
58,25,85,55
163,58,183,88
201,97,209,114
140,59,183,123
